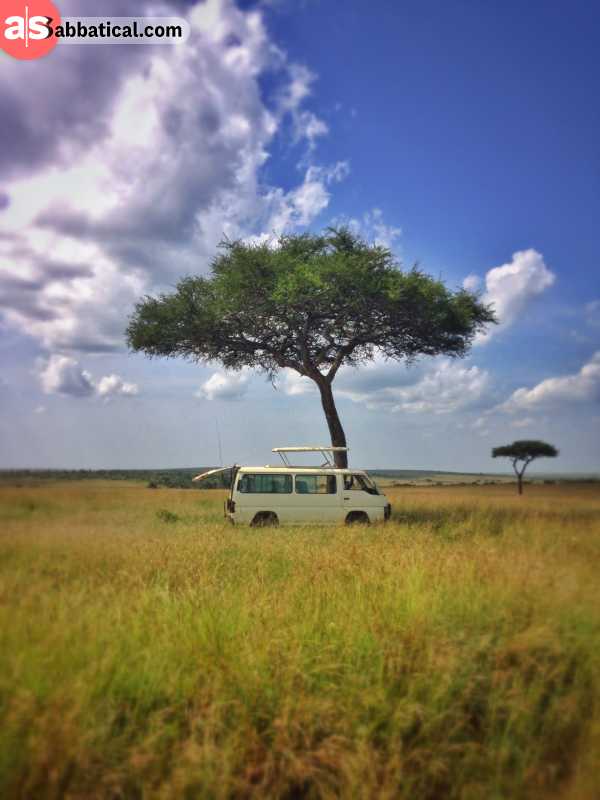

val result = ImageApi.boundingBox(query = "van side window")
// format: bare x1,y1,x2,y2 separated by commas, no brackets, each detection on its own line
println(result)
295,474,337,494
237,474,292,494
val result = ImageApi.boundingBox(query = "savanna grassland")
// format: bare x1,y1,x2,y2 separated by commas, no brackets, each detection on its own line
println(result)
1,480,599,799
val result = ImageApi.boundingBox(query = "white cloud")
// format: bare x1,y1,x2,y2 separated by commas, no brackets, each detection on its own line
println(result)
196,369,250,401
321,161,350,183
1,253,146,353
278,62,314,112
363,208,401,250
265,162,349,231
286,172,330,225
337,357,490,415
278,353,491,417
38,355,95,397
344,208,401,250
471,416,491,437
0,0,345,356
37,354,138,399
470,249,555,342
463,274,482,292
510,417,535,428
274,62,330,156
279,369,316,396
96,374,139,398
293,110,329,149
500,351,600,412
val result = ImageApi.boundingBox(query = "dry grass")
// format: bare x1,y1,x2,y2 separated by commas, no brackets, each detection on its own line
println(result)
0,481,599,799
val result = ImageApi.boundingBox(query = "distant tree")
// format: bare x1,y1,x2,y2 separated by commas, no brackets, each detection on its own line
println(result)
492,440,558,494
127,228,495,468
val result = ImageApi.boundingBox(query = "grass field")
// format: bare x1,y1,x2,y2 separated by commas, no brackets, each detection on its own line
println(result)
1,480,599,799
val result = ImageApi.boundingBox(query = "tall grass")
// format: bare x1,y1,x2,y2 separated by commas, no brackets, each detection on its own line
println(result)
0,481,599,799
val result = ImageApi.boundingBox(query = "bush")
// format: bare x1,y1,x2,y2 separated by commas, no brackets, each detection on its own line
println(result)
156,509,179,524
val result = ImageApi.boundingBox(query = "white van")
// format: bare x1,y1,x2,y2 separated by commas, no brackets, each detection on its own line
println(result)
194,447,392,526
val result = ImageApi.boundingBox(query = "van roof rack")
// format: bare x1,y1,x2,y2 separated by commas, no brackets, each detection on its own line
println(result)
272,446,348,468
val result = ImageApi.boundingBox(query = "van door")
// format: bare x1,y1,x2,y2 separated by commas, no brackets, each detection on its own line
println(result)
234,472,294,524
341,473,381,520
192,466,238,484
193,466,239,517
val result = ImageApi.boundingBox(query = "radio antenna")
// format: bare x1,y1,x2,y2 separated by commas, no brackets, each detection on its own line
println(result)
215,418,223,466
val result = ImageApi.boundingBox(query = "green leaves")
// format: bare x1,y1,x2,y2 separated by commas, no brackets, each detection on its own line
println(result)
492,441,559,460
126,227,496,380
492,441,558,494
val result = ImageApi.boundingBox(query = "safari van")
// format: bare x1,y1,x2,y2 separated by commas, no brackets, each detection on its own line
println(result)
193,447,392,526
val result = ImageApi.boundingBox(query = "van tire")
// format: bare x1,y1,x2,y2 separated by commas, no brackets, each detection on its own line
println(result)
345,511,370,526
251,512,279,528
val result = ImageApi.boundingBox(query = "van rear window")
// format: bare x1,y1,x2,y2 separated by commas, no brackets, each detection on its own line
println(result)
237,474,292,494
294,475,337,494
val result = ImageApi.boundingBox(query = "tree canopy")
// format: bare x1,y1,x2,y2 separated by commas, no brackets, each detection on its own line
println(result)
492,440,558,494
127,228,496,467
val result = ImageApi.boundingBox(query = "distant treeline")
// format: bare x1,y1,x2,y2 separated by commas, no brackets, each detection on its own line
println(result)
0,469,229,490
1,468,596,490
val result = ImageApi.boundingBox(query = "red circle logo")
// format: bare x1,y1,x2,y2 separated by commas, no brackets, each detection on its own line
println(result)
1,1,61,60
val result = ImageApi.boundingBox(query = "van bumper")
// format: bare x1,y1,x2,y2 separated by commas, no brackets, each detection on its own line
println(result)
384,503,392,521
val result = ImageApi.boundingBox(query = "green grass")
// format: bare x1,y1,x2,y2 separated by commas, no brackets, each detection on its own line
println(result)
0,481,599,798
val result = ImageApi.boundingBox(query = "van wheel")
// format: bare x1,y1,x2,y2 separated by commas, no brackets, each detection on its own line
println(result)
251,512,279,528
345,511,370,526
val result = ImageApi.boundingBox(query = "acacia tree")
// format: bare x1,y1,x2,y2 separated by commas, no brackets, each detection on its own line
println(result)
492,440,558,494
127,228,495,468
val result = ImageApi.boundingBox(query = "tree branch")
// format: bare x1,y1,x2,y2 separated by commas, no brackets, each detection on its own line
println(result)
326,341,359,382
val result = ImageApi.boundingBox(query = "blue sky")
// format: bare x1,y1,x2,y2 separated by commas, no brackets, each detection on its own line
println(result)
0,0,599,472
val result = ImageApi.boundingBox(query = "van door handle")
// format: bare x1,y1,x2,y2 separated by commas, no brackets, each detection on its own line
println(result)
344,496,350,500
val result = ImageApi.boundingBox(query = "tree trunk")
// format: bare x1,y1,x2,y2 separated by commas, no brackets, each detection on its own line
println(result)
512,459,524,495
316,379,348,468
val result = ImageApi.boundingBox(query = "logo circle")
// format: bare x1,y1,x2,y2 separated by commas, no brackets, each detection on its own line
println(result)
1,0,61,60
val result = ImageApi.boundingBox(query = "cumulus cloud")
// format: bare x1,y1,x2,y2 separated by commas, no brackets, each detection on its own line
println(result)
37,355,138,399
278,352,491,417
38,355,95,397
463,274,482,292
97,374,139,398
0,0,345,356
500,351,600,412
336,357,490,415
196,369,250,401
468,249,555,342
1,252,145,352
0,0,153,181
279,370,316,396
266,162,349,231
